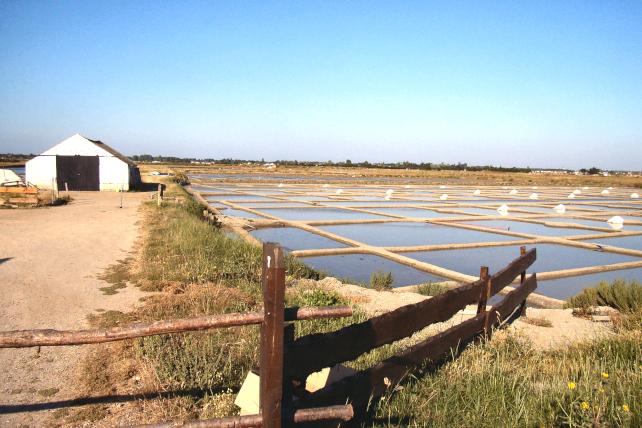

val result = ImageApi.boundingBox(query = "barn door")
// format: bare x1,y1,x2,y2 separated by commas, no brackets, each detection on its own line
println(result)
56,156,99,191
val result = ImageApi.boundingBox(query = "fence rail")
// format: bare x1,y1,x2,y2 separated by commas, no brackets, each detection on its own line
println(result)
0,307,352,348
0,242,537,427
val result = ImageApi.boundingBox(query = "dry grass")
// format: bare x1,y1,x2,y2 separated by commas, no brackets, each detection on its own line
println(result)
140,163,642,187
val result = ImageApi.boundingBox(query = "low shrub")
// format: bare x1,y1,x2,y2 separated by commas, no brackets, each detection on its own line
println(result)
566,279,642,312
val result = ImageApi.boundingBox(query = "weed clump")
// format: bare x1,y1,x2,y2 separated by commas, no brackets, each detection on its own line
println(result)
369,270,394,291
416,282,449,296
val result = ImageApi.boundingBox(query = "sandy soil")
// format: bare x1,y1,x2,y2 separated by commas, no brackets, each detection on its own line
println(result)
0,191,150,427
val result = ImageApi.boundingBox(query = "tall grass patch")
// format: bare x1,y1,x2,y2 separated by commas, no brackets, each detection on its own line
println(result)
370,334,641,427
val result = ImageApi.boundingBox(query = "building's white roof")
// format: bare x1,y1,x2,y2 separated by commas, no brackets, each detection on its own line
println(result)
33,134,135,166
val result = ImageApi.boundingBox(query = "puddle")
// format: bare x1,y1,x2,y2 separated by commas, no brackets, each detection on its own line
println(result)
302,254,445,286
250,228,347,251
320,222,517,247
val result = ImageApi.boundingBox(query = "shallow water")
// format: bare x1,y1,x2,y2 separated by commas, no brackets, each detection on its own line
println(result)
257,208,387,221
538,268,642,300
366,207,466,218
250,228,347,251
302,253,445,286
406,244,637,278
579,235,642,251
217,208,266,219
543,217,642,231
206,194,277,201
460,220,597,237
320,222,517,247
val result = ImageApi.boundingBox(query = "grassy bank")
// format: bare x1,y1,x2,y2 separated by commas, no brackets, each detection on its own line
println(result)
73,183,351,424
72,184,640,426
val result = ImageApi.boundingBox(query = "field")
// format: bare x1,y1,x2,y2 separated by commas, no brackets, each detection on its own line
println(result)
59,177,640,427
186,168,642,306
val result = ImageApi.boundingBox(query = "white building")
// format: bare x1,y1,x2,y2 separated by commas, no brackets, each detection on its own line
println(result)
26,134,141,191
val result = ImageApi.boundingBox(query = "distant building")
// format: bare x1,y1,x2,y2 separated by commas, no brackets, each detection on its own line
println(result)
26,134,141,191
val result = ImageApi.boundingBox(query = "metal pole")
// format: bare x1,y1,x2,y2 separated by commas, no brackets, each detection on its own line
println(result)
260,243,285,428
51,177,55,204
120,184,123,209
157,184,162,206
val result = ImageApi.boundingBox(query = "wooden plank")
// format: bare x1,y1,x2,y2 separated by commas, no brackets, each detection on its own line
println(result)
300,273,538,412
300,313,487,410
8,197,38,205
286,249,536,380
488,274,537,324
0,306,351,348
134,404,354,428
259,243,285,428
0,187,38,194
285,278,483,380
490,248,536,295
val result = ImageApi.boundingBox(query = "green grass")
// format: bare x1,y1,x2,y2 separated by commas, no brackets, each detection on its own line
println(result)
566,279,642,313
416,281,449,297
369,333,641,427
368,270,394,291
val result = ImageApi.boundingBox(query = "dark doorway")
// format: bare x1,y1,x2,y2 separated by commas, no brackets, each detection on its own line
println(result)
56,156,99,191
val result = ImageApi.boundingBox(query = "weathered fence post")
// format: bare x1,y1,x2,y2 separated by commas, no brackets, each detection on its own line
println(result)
517,246,528,316
260,243,286,428
476,266,490,315
157,184,162,206
476,266,492,335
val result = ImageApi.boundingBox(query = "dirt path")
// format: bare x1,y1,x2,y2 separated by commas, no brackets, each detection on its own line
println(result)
0,191,150,427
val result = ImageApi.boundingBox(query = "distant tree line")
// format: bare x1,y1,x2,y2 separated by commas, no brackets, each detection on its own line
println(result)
578,167,602,175
0,153,35,165
130,155,533,172
272,159,533,173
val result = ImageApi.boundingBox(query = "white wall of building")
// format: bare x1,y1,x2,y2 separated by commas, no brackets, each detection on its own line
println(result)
99,156,130,191
25,155,56,189
26,134,135,191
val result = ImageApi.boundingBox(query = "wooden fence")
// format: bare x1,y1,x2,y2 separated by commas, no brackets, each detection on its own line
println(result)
0,244,537,427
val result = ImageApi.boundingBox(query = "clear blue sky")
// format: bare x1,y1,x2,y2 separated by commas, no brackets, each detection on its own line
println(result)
1,1,641,169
